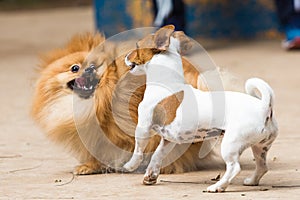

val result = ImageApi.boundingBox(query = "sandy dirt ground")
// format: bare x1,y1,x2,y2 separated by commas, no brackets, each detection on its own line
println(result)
0,7,300,200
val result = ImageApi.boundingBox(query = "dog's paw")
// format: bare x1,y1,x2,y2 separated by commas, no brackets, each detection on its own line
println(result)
143,173,158,185
206,184,226,193
73,164,114,175
74,164,98,175
243,177,259,186
123,154,143,172
123,162,139,172
123,162,136,172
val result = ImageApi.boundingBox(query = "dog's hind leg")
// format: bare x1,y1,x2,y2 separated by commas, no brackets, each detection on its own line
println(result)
143,138,176,185
244,131,278,186
207,132,245,192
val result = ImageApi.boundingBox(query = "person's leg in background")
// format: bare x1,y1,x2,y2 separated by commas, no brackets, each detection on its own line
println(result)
152,0,185,31
275,0,300,49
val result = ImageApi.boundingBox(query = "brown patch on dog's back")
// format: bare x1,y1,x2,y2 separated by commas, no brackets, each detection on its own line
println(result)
152,90,184,126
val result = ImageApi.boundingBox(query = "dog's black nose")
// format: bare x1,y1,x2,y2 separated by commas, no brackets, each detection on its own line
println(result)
85,66,95,74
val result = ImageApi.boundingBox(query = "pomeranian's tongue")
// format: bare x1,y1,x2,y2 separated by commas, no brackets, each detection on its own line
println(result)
75,77,86,88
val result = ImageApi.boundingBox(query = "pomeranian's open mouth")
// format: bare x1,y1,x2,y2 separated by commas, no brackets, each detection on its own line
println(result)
67,79,76,90
68,68,100,99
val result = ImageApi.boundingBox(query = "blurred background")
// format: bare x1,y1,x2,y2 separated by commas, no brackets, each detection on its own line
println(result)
94,0,280,39
0,0,91,10
0,0,282,40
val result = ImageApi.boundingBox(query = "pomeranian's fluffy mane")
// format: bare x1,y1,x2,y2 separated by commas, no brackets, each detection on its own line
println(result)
38,32,105,70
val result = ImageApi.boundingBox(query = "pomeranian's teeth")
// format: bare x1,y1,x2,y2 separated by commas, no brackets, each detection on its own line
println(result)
89,85,93,90
84,86,88,90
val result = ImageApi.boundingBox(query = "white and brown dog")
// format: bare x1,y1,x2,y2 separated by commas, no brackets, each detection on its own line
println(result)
123,25,278,192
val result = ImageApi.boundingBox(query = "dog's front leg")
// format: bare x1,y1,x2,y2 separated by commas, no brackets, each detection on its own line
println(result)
123,125,151,172
143,138,176,185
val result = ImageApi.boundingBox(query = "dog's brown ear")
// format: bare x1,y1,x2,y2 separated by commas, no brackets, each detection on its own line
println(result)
172,31,193,54
137,34,155,49
154,25,175,50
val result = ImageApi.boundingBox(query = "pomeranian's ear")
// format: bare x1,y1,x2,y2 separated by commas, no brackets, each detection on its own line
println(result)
172,31,193,54
85,41,116,67
154,25,175,50
66,32,105,52
38,32,105,71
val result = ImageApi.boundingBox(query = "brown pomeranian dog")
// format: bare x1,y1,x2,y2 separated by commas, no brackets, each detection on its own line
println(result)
31,31,231,175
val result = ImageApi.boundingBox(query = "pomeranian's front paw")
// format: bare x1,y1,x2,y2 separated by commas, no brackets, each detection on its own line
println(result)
74,163,114,175
74,164,97,175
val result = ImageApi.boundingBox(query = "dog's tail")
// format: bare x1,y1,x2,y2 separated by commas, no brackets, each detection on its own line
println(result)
245,78,274,119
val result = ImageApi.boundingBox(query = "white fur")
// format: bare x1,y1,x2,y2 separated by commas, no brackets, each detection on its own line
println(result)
123,37,278,192
154,0,173,27
41,94,73,132
295,0,300,12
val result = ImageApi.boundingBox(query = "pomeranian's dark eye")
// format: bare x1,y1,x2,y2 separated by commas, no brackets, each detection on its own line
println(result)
70,64,80,73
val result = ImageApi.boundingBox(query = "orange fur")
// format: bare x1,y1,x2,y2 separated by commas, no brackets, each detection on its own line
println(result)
31,32,212,175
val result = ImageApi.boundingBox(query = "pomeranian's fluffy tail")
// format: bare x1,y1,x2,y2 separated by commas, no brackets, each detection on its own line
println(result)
197,67,244,92
245,78,274,118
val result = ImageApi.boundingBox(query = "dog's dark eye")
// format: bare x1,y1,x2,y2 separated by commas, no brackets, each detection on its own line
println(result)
70,64,80,73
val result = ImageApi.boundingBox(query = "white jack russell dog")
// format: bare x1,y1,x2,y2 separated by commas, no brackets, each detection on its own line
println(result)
123,25,278,192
